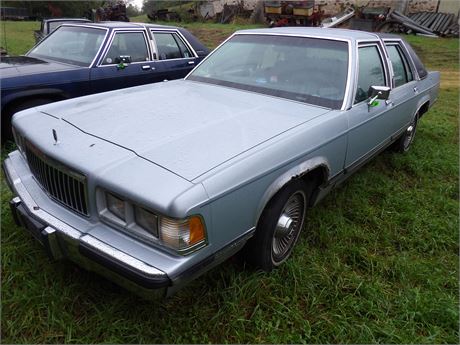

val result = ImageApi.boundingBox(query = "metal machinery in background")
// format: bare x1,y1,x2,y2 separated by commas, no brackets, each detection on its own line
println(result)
264,1,323,27
95,1,129,22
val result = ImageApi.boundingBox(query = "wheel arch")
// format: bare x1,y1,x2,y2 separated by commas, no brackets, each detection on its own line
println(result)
417,99,430,119
2,89,67,115
254,157,330,226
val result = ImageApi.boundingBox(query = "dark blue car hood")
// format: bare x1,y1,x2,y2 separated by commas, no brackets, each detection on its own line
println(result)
0,56,80,78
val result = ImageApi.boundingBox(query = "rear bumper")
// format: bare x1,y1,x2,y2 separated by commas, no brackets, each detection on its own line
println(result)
3,156,170,297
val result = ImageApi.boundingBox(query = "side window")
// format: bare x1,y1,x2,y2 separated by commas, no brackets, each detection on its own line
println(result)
102,32,149,65
354,45,386,104
173,34,192,58
386,44,413,87
153,32,192,60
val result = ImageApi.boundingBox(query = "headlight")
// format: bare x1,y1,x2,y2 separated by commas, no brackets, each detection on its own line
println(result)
106,193,125,220
159,215,206,252
135,206,158,237
100,190,207,254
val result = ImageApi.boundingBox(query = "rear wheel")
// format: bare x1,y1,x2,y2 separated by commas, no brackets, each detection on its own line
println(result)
2,98,53,143
245,179,312,271
393,113,418,153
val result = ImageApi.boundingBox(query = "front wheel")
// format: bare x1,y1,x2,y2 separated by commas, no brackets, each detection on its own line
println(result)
245,179,311,271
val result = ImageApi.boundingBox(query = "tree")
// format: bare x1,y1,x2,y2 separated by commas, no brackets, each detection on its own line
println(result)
126,3,140,17
2,1,104,19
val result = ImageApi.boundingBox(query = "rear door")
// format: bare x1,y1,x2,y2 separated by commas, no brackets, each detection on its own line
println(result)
90,29,159,93
150,30,198,80
382,40,420,134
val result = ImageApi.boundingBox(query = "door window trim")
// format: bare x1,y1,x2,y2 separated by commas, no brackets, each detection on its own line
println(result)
382,38,420,80
385,43,415,89
353,42,390,106
97,29,152,67
150,29,198,61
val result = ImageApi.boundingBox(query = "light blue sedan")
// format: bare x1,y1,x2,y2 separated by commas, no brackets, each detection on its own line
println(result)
3,27,440,298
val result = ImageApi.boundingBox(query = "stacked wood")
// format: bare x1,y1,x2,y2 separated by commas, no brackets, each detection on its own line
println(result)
408,12,458,37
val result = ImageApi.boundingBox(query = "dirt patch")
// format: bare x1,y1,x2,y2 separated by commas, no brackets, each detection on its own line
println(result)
440,70,459,89
186,27,233,49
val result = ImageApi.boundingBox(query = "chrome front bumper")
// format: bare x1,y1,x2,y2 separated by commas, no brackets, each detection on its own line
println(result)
3,156,170,298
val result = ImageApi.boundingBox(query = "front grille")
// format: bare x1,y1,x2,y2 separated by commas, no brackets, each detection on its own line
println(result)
25,143,89,216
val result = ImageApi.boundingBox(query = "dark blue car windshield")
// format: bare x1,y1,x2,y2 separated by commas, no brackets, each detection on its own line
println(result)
188,34,349,109
28,26,106,67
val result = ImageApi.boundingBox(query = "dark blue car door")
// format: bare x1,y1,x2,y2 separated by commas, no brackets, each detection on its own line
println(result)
150,30,199,80
90,30,162,93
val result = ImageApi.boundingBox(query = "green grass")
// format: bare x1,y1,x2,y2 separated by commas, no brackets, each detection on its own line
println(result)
0,21,39,56
131,15,263,49
1,21,459,344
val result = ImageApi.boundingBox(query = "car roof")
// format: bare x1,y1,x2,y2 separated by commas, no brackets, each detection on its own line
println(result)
43,18,91,22
66,21,181,30
235,27,381,41
58,21,210,56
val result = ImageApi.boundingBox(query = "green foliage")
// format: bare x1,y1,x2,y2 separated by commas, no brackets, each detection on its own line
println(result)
126,3,140,17
1,21,458,343
1,1,104,19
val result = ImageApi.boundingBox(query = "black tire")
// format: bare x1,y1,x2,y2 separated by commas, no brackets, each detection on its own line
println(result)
1,98,53,143
245,179,312,271
392,113,419,153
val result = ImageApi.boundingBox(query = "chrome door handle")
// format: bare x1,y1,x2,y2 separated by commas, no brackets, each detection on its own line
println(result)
413,87,418,93
141,65,151,70
385,99,394,106
188,61,195,65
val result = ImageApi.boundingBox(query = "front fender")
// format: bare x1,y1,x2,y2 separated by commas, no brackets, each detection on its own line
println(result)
255,156,330,224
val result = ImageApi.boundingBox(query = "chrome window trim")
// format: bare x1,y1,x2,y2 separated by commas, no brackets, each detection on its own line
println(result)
352,42,391,107
149,28,198,60
26,24,110,68
384,42,416,89
382,38,420,81
97,28,152,67
185,32,352,111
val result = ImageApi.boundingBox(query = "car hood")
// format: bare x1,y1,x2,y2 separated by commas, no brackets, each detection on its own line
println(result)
0,55,79,78
43,80,331,181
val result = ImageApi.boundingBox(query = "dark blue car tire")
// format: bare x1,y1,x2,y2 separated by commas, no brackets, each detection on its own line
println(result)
2,98,53,143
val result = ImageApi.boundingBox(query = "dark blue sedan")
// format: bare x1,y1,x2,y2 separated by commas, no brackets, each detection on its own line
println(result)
1,22,209,140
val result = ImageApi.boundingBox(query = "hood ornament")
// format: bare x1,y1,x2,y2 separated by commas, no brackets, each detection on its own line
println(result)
52,129,59,145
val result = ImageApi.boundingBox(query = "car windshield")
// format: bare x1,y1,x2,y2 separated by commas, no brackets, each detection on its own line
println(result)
188,34,349,109
28,26,106,67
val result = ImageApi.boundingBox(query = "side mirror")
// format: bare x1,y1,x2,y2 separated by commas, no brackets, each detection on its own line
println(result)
367,85,390,107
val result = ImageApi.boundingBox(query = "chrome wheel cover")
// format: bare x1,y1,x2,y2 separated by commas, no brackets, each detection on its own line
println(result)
403,117,417,151
272,191,306,263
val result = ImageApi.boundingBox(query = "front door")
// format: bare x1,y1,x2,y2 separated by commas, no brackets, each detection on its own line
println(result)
345,43,393,168
90,30,159,93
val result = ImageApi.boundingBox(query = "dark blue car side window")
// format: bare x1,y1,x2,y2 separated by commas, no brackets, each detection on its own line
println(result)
103,32,149,65
153,32,191,60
